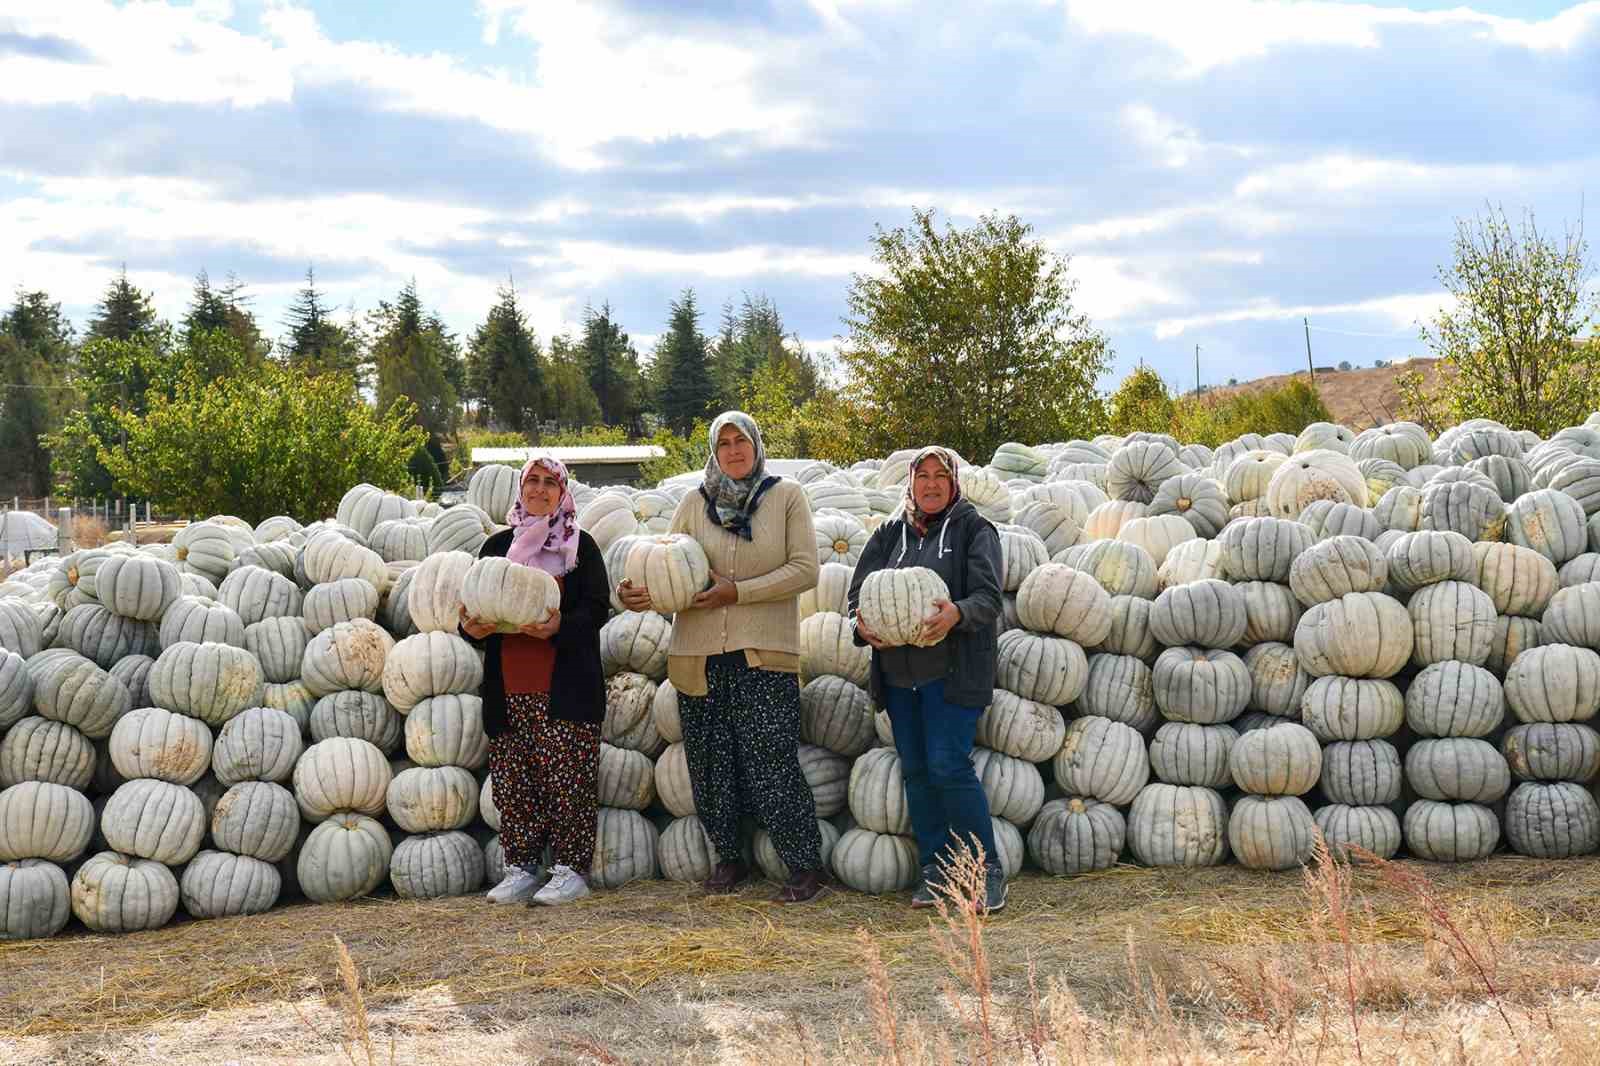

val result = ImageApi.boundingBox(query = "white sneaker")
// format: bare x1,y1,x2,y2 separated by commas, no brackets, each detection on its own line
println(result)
487,865,545,904
531,864,591,906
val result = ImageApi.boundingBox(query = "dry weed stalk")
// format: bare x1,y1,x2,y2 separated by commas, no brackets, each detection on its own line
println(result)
929,844,997,1066
1302,832,1368,1060
329,934,389,1066
552,1038,626,1065
855,927,907,1066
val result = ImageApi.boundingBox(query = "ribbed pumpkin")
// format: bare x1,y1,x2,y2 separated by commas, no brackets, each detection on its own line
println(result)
1403,800,1499,862
653,742,695,817
57,603,159,670
303,578,382,636
94,554,181,622
1406,738,1510,803
1320,739,1402,805
1294,592,1412,678
799,612,870,687
1014,500,1083,556
1288,536,1388,607
301,619,394,697
31,653,130,740
458,556,560,634
1488,615,1544,676
1374,486,1424,532
1420,478,1507,542
1237,581,1304,645
600,611,671,680
1314,804,1402,861
1015,564,1112,646
390,830,484,899
1505,644,1600,724
1101,595,1158,661
1224,450,1289,504
1055,539,1158,599
309,691,402,753
814,514,869,567
149,641,265,726
1298,499,1381,542
102,779,207,864
1,858,70,939
109,706,213,786
994,630,1087,708
830,827,918,894
0,718,94,790
1503,781,1600,858
1027,797,1126,875
1506,488,1588,565
857,567,951,648
0,650,34,732
159,595,246,650
69,851,179,932
387,766,478,833
404,694,489,770
1127,783,1229,867
1408,579,1497,668
1116,514,1196,569
303,532,387,588
590,807,659,889
848,747,911,834
652,681,681,744
597,743,656,810
1148,722,1236,787
293,737,392,820
244,617,309,684
1501,722,1600,782
217,565,303,626
297,812,392,902
1265,450,1367,517
1149,473,1229,539
658,815,725,883
602,673,666,758
1385,530,1476,592
1542,583,1600,649
1471,542,1557,619
798,676,876,757
975,689,1066,763
180,850,281,919
1229,794,1316,870
0,781,93,862
406,551,474,633
1219,516,1314,583
172,521,238,584
972,747,1045,824
800,561,856,617
1051,716,1147,805
1404,661,1504,737
1152,647,1251,725
622,534,712,614
1148,579,1246,649
797,743,850,818
1157,539,1225,591
211,781,300,861
1242,642,1310,717
1077,653,1159,733
1228,722,1322,796
381,632,482,712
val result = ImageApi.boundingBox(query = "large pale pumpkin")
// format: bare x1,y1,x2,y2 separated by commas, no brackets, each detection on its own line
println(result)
459,556,559,634
217,565,303,627
1149,579,1246,649
149,641,265,727
292,737,392,820
1408,580,1496,668
1293,592,1412,679
590,807,659,889
603,673,666,757
1288,536,1388,607
404,694,489,770
1242,641,1309,717
0,717,94,790
94,554,181,622
1228,794,1316,870
102,778,207,864
1385,530,1475,592
857,566,951,648
387,766,479,833
597,743,656,810
1228,721,1322,796
1015,564,1112,646
309,691,402,754
1404,661,1504,737
244,617,309,685
0,781,93,862
32,653,131,740
109,706,213,786
1053,716,1149,804
830,827,918,894
848,746,911,834
1152,647,1250,725
1472,542,1557,619
995,629,1088,707
622,534,712,614
1077,652,1159,734
1027,796,1125,875
1503,781,1600,858
975,689,1066,763
1403,800,1499,862
1501,722,1600,782
1055,540,1158,599
1127,783,1229,867
799,612,870,687
69,850,178,933
158,595,245,650
1320,739,1402,805
301,619,394,697
1148,722,1237,788
1504,644,1600,724
1219,517,1314,583
1406,738,1510,804
600,610,672,680
1314,804,1402,861
211,780,300,862
798,675,876,757
382,632,482,712
297,812,393,902
1265,450,1367,517
1,858,70,939
212,707,303,787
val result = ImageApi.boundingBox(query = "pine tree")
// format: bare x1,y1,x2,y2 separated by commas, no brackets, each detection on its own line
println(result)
87,268,162,343
369,281,461,485
653,289,715,434
0,291,73,495
581,302,644,432
282,267,367,389
467,282,544,435
546,334,603,428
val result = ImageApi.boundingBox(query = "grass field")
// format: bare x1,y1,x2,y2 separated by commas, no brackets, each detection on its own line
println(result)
6,848,1600,1065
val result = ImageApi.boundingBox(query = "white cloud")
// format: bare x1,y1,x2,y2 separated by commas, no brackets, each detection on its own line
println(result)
1069,255,1186,321
1063,0,1600,75
1153,291,1449,339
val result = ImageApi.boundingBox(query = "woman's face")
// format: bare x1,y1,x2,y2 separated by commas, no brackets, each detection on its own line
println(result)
912,456,954,514
716,425,757,480
521,465,564,517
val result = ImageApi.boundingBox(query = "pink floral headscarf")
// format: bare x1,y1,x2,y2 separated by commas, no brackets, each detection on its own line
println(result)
505,456,580,576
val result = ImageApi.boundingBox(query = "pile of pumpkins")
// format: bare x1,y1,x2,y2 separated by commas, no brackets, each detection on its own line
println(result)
5,414,1600,939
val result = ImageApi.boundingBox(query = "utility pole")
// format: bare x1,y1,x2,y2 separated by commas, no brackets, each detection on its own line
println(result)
1304,318,1315,385
1195,344,1201,396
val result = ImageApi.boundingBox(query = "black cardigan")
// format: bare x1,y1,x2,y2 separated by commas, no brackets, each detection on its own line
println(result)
462,528,610,734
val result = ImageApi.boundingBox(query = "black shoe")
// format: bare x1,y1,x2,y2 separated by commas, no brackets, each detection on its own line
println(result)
702,861,751,894
980,866,1008,915
775,867,826,904
910,864,941,909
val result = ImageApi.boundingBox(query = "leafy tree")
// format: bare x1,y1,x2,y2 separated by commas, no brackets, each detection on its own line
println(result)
1399,206,1600,434
369,280,461,479
840,209,1111,459
652,289,716,434
546,333,603,429
99,362,425,524
466,282,544,434
1108,366,1176,435
710,294,819,412
1171,378,1331,447
0,291,74,495
580,303,644,432
87,269,162,344
282,268,367,388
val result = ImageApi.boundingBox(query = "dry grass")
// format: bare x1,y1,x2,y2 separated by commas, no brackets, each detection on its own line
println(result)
7,854,1600,1065
68,515,110,549
1209,359,1445,429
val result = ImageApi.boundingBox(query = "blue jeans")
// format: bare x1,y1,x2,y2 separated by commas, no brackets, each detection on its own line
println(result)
883,680,998,871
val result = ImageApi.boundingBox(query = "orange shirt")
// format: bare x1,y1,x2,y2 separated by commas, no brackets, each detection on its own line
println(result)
501,575,563,694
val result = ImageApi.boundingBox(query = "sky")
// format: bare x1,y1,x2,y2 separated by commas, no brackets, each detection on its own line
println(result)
1,0,1597,390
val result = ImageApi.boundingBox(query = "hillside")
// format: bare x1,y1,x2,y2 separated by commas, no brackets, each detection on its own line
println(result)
1204,357,1444,430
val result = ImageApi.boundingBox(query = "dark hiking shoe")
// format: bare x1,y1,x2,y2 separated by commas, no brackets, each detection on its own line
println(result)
980,866,1008,915
702,861,751,894
910,864,942,909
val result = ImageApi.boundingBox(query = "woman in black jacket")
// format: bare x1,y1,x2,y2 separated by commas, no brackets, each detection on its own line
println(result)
849,446,1007,914
460,457,609,906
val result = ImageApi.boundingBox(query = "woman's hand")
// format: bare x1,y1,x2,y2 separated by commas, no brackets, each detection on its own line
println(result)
919,598,961,645
458,606,496,641
853,612,889,651
689,571,738,610
617,579,653,612
520,608,561,640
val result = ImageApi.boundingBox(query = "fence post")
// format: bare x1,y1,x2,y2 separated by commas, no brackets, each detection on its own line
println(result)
57,508,72,554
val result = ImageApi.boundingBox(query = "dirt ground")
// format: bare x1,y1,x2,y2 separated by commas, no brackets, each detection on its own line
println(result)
6,855,1600,1065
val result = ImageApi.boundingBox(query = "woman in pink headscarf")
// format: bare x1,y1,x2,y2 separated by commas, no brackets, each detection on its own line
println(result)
460,456,610,906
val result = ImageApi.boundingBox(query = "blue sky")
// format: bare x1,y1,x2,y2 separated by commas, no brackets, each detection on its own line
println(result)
1,0,1596,391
